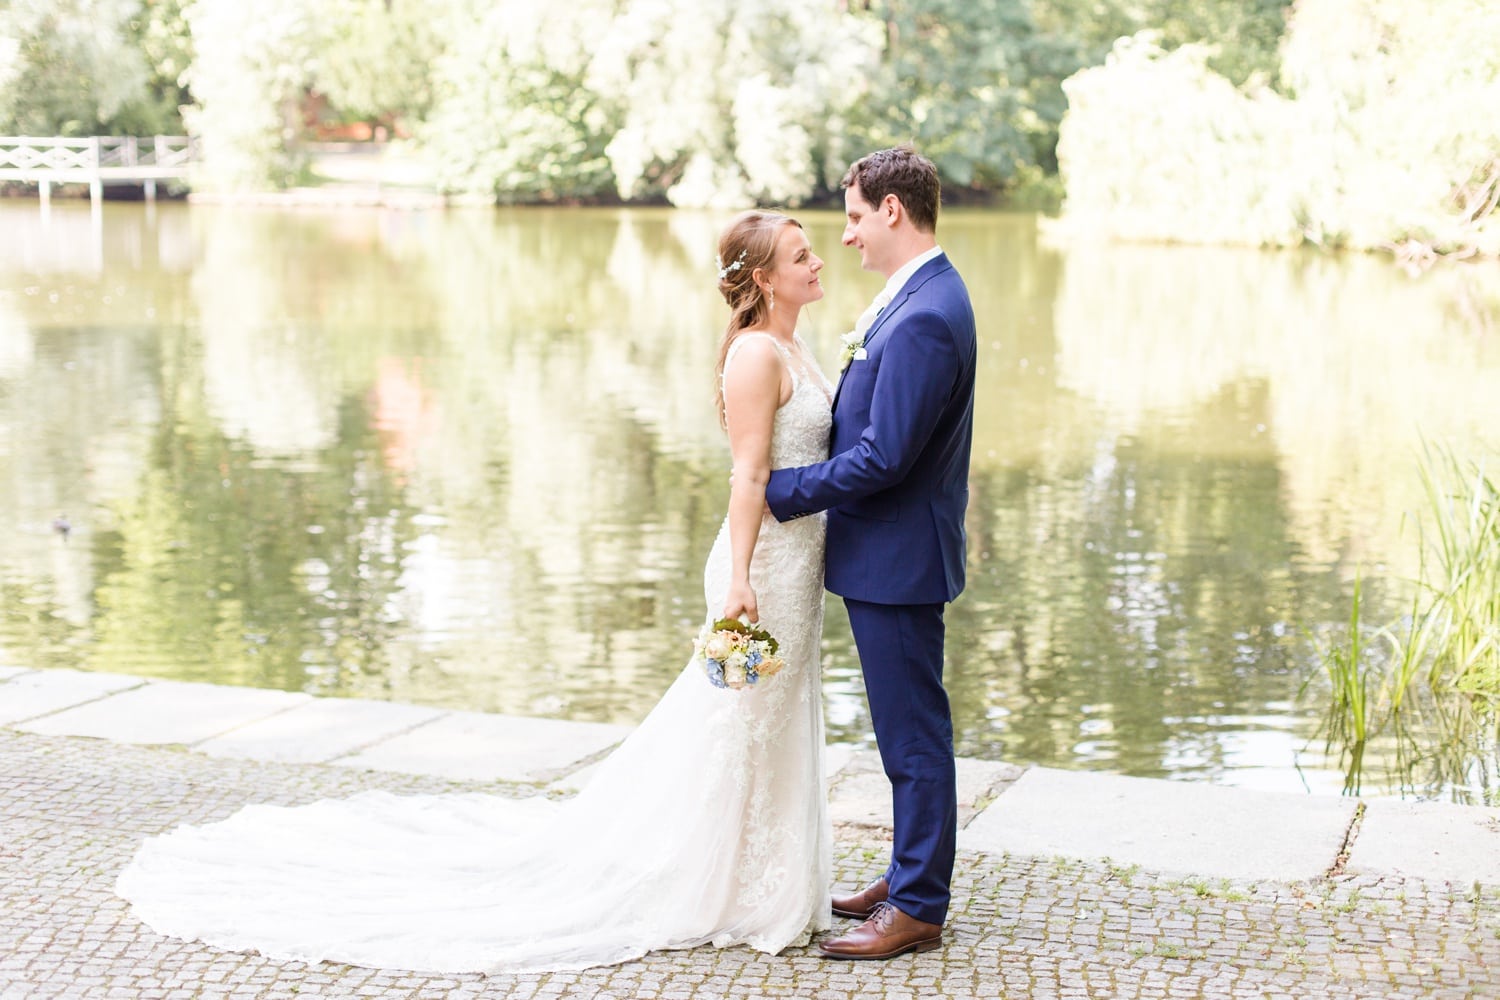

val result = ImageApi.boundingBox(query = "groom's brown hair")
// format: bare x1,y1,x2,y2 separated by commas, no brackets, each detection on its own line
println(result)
842,145,940,234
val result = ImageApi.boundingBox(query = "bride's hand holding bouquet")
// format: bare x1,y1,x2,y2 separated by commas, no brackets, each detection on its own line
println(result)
721,578,759,626
694,583,785,691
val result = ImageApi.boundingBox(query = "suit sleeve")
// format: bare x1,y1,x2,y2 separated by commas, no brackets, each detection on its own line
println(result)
766,307,961,520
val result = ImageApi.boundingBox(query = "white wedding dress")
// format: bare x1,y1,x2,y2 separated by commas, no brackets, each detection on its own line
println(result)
116,333,836,975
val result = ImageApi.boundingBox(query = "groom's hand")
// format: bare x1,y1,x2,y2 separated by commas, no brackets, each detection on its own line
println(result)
732,468,775,517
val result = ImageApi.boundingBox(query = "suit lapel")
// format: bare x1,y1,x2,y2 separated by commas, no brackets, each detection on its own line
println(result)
830,254,952,414
868,255,950,343
831,357,854,412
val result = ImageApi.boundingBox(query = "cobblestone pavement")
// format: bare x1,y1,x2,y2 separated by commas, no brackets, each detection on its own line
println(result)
2,728,1497,999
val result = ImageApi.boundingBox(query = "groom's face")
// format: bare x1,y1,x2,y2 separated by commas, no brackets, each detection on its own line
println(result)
842,182,894,277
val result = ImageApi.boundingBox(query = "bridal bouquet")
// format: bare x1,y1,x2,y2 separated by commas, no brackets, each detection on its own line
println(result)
693,618,784,690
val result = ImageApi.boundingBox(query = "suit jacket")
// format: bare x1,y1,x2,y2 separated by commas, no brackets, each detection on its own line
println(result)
766,253,977,605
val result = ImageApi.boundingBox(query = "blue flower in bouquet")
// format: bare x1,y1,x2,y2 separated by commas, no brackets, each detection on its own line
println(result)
705,658,727,688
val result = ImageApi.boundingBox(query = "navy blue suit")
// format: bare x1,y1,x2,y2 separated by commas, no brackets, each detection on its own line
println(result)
765,252,976,925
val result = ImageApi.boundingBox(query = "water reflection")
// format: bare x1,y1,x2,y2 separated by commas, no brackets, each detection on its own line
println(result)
1,201,1497,800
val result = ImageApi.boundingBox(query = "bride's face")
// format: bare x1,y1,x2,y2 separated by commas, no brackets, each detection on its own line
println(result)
765,224,825,312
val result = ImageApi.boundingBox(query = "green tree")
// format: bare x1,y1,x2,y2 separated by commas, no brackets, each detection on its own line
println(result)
118,0,194,134
838,0,1094,197
844,0,1040,191
316,0,442,136
0,0,153,135
1146,0,1290,86
1034,0,1293,87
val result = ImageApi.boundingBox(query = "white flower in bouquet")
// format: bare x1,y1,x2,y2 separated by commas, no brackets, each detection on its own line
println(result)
724,660,747,687
704,634,732,661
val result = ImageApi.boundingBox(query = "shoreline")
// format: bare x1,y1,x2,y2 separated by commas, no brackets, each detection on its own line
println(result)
3,664,1495,886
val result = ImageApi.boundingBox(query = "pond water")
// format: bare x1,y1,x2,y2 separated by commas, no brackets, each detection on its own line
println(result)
2,200,1498,800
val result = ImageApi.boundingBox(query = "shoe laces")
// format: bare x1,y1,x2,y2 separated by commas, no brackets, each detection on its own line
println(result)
867,900,898,928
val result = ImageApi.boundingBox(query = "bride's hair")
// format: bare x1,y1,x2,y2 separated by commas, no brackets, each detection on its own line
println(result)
714,209,800,428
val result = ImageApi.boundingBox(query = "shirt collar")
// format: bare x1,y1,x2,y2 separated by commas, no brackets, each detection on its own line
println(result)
882,245,943,301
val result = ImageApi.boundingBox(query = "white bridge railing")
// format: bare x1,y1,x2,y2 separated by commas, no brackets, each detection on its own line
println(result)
0,135,199,206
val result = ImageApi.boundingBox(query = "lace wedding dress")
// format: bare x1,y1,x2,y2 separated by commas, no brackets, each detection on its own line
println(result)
116,333,836,975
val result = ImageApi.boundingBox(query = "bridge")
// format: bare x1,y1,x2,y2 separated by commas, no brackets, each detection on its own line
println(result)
0,135,198,209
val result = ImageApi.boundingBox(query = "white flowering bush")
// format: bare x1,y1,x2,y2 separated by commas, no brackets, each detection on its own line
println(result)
182,0,320,190
592,0,877,208
420,0,618,201
1058,0,1500,258
1281,0,1500,257
1058,35,1305,248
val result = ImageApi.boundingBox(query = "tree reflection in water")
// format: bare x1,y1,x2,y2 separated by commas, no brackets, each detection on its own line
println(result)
1,202,1498,800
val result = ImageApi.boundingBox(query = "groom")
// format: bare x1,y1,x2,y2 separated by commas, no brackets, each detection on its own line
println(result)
765,145,977,960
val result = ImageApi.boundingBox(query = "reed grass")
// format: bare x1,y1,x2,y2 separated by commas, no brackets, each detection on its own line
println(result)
1311,573,1373,746
1413,444,1500,700
1308,443,1500,799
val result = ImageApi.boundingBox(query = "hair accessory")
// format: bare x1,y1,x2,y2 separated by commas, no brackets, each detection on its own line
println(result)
715,248,749,280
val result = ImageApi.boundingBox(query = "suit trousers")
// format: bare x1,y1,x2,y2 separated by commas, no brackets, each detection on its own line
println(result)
844,597,957,926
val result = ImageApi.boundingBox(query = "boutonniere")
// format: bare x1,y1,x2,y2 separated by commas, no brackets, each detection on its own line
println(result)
840,288,893,371
838,330,867,372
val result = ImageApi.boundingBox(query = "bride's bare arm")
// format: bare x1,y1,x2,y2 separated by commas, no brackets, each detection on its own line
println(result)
721,338,789,623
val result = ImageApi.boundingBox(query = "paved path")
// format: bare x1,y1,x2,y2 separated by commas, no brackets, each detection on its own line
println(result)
2,667,1497,998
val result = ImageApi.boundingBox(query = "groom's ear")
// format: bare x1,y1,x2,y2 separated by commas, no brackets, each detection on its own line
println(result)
881,193,904,227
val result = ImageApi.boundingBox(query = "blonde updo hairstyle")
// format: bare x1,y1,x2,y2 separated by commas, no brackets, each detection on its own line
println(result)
713,209,801,428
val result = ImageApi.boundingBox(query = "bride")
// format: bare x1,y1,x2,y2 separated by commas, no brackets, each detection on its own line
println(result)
116,210,837,975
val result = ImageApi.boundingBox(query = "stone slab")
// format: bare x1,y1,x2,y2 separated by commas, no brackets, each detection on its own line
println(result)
824,742,858,779
547,758,604,796
827,750,892,827
196,697,447,764
17,680,310,745
333,711,633,783
1346,798,1500,886
0,669,144,726
828,749,1023,830
959,765,1357,883
959,756,1028,822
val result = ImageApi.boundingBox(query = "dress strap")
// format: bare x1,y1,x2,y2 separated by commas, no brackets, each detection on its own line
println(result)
793,333,835,402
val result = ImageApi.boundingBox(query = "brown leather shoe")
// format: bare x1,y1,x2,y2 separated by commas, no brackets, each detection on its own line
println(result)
831,876,889,919
817,902,943,960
